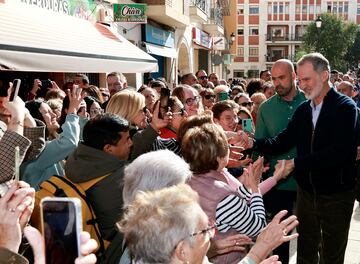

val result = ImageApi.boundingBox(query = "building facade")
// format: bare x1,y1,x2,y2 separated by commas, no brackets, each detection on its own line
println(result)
128,0,228,86
225,0,360,79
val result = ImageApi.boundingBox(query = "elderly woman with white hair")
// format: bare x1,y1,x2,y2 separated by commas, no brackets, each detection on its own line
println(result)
118,184,299,264
213,84,230,102
115,150,252,264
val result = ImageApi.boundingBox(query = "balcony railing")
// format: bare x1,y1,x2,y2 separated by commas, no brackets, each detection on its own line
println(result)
265,33,303,42
265,55,296,62
210,7,223,27
190,0,208,14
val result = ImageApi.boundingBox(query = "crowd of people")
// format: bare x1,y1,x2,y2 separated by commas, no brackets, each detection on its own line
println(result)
0,52,359,264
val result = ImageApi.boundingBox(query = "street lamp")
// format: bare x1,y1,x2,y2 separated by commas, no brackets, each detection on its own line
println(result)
315,16,322,52
315,16,322,29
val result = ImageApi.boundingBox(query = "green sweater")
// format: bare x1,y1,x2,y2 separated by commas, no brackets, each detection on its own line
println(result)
254,89,306,191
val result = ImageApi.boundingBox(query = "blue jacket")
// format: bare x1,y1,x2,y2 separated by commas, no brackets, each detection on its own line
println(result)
255,88,358,194
21,114,80,189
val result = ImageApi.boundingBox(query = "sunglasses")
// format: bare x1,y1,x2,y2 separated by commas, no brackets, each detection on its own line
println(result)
172,108,186,116
240,102,254,107
204,94,216,100
198,76,208,80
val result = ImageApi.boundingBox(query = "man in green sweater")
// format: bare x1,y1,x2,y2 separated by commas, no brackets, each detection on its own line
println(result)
254,59,306,263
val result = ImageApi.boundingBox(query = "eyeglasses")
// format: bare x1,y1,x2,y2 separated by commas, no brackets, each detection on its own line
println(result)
204,94,216,100
185,96,200,106
198,76,208,80
189,223,217,238
172,108,186,116
240,102,254,107
90,108,103,116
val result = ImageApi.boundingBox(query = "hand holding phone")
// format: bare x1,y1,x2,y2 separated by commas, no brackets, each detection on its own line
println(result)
40,79,53,90
41,197,82,264
10,79,21,101
218,92,228,101
242,118,253,133
158,88,170,119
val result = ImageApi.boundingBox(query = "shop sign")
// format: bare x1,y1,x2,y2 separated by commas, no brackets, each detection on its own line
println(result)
223,54,231,65
114,4,147,23
212,37,225,50
18,0,96,20
192,27,212,49
144,24,175,48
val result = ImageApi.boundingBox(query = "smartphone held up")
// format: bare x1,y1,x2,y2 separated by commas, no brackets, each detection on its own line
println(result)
241,118,253,133
158,87,170,119
10,79,21,101
41,197,82,264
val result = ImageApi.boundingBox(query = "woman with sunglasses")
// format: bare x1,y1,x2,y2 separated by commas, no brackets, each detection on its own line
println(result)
159,96,188,139
200,88,216,110
172,85,203,117
234,93,254,113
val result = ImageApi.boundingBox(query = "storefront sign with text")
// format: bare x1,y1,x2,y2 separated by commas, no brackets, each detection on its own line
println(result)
114,4,147,23
19,0,96,20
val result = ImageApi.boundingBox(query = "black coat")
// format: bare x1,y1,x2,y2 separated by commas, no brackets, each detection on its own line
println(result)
255,88,358,194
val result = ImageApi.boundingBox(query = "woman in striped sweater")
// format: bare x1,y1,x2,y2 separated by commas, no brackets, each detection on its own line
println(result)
182,123,285,264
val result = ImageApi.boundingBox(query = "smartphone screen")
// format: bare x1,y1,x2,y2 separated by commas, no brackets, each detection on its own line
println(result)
41,198,82,264
242,118,253,133
218,92,228,101
158,87,170,119
10,79,21,101
41,79,53,90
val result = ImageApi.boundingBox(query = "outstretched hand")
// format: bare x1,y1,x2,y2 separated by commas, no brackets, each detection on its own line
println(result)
207,234,252,258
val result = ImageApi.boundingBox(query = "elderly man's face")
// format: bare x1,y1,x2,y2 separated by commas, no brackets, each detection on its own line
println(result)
297,62,326,100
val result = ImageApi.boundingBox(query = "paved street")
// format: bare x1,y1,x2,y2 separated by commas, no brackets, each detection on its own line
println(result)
289,201,360,264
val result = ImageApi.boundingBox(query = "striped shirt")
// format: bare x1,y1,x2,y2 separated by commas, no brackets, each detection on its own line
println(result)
152,137,182,156
216,184,266,238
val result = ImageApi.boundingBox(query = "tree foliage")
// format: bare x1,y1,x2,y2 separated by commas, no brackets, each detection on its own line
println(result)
345,29,360,69
301,13,358,72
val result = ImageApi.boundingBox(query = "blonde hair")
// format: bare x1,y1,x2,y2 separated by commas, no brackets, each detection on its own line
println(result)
106,90,145,124
250,92,267,105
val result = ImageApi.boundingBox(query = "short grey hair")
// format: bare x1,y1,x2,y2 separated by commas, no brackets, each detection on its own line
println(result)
297,53,330,74
118,184,206,263
123,150,192,206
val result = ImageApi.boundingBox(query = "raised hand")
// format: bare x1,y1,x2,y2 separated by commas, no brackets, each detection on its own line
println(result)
67,85,86,115
150,100,172,131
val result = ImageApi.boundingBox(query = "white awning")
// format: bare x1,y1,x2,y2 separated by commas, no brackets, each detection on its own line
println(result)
144,42,177,59
0,2,158,73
